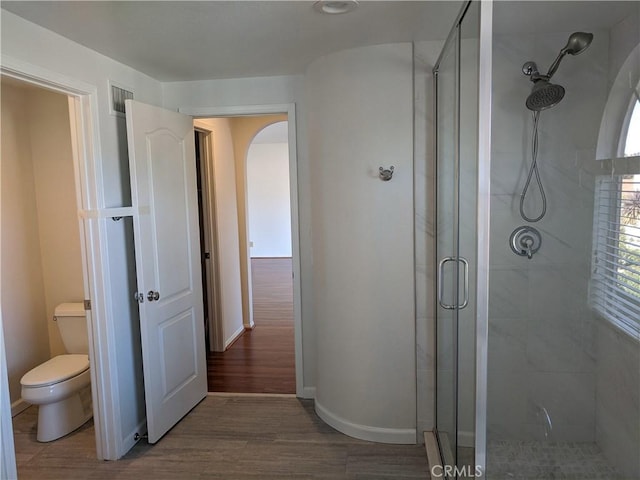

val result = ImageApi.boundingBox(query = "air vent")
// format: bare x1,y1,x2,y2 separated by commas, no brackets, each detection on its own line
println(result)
109,82,133,117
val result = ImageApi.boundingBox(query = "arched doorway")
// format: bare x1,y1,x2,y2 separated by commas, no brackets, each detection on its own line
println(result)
202,117,296,395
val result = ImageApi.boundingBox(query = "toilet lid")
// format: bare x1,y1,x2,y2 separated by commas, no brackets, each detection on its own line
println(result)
21,354,89,387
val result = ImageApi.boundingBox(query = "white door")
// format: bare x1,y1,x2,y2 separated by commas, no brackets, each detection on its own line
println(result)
125,99,207,443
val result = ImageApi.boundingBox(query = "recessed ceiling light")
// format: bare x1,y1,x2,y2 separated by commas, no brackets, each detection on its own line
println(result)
313,0,359,15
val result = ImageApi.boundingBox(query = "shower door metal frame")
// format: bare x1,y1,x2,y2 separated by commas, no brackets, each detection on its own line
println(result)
475,0,492,475
432,0,492,476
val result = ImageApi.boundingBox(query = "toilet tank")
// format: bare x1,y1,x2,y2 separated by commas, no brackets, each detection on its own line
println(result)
54,303,89,354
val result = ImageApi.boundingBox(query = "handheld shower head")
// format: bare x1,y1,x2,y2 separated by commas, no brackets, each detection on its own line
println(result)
547,31,593,78
562,32,594,56
522,32,593,111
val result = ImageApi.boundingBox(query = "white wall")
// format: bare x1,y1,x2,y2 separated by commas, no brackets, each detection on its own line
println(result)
247,140,292,258
163,76,300,111
306,43,416,443
194,118,244,348
28,87,85,358
1,81,51,407
1,11,164,458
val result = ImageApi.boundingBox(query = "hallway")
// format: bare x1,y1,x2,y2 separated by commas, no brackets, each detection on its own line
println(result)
207,258,295,394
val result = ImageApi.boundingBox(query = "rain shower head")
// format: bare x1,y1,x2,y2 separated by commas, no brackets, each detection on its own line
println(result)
522,32,593,111
526,79,565,111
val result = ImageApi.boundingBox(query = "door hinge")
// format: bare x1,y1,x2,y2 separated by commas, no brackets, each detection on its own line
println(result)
84,299,92,311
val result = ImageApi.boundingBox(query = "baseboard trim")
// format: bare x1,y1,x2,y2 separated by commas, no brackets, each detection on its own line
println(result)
224,325,247,350
315,400,416,444
11,398,29,417
250,256,293,260
121,418,147,458
207,392,296,398
206,391,309,399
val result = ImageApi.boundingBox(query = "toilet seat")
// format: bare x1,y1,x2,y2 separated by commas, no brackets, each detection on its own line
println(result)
21,354,89,387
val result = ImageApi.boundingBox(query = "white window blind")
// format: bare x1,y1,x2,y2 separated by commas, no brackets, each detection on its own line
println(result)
590,174,640,337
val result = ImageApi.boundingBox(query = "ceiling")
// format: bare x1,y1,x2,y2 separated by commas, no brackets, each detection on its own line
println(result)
2,1,636,83
493,1,637,37
0,1,462,82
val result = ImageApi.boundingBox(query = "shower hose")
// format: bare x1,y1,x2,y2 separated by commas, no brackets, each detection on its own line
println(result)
520,110,547,222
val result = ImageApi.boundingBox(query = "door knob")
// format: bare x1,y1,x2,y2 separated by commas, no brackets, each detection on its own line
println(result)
147,290,160,302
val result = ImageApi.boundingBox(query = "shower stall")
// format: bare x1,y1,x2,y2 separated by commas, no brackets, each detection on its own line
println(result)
425,1,640,477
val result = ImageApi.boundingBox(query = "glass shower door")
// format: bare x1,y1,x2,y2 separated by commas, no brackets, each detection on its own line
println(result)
435,21,459,470
434,1,480,476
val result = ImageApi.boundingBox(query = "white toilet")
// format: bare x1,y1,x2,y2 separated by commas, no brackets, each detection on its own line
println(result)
20,302,93,442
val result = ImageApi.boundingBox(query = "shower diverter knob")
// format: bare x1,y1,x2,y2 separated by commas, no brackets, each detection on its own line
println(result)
510,226,542,259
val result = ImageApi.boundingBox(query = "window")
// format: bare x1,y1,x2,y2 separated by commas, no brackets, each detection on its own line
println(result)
624,98,640,157
590,99,640,337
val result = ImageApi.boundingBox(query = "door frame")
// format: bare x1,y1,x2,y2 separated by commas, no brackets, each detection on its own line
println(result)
180,103,304,397
193,127,225,352
0,56,119,460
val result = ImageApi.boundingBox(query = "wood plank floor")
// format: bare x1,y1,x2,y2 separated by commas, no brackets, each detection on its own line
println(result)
13,396,430,479
207,258,296,394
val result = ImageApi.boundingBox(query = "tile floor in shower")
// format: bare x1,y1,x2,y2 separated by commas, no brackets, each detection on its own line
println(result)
485,441,622,479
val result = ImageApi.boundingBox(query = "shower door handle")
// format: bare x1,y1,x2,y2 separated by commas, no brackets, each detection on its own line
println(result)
438,257,457,310
438,256,469,310
458,257,469,310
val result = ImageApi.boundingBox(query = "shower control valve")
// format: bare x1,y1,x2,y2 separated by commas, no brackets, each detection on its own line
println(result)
510,226,542,260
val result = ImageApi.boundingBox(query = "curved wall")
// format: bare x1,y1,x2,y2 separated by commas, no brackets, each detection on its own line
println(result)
305,43,416,443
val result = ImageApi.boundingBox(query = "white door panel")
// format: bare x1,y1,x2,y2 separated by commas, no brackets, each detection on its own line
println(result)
125,100,206,444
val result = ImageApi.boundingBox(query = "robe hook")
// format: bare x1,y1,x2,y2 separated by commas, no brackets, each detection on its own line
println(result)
379,166,394,181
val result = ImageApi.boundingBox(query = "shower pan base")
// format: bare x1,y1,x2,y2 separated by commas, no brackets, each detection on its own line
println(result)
486,440,620,479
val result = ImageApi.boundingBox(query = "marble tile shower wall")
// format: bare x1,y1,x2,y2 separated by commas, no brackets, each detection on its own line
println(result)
596,321,640,477
487,30,610,442
413,40,442,440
